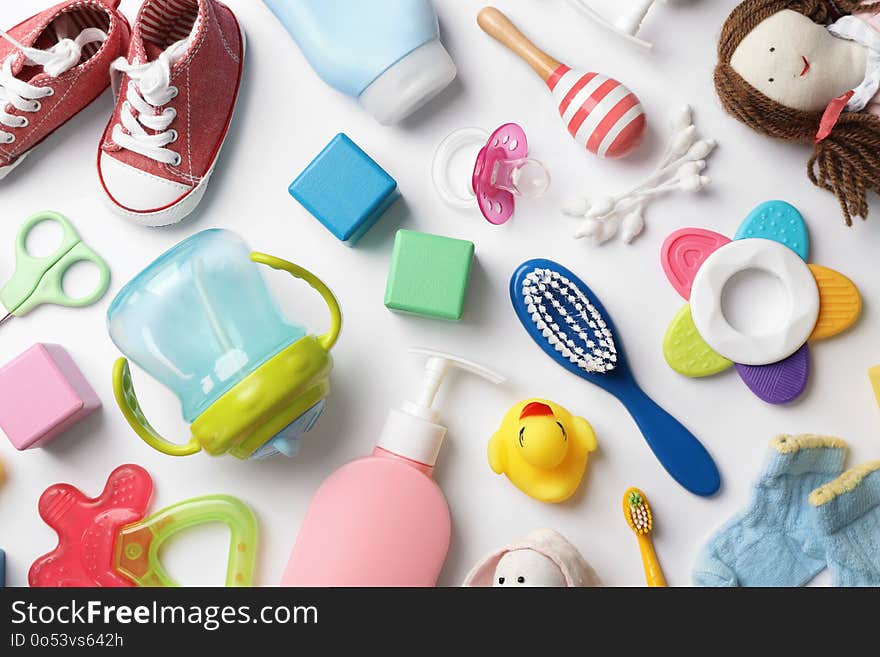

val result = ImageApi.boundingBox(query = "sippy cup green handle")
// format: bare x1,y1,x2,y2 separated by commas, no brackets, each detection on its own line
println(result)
250,252,342,351
114,495,258,587
113,358,203,457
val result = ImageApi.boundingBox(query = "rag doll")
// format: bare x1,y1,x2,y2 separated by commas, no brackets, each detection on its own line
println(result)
716,0,880,225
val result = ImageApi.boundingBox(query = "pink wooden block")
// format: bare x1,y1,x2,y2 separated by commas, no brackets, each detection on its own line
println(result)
0,344,101,450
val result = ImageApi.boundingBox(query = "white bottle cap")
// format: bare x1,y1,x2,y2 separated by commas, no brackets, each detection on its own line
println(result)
376,348,504,467
359,39,457,125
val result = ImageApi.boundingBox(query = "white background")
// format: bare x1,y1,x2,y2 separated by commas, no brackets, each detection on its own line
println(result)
1,0,878,588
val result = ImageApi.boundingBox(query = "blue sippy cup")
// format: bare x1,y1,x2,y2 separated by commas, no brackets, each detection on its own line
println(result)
107,229,342,460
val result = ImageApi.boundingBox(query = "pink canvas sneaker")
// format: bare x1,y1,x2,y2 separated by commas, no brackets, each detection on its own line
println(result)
0,0,129,180
98,0,245,226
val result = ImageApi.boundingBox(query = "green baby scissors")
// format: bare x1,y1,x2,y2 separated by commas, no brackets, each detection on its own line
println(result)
0,211,110,328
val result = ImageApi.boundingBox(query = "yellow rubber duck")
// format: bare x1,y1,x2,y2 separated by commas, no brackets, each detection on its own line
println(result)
488,399,597,503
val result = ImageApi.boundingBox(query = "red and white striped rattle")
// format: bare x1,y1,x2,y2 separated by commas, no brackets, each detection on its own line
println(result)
478,7,646,159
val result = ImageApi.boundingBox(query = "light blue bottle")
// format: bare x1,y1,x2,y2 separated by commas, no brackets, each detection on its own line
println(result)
264,0,457,124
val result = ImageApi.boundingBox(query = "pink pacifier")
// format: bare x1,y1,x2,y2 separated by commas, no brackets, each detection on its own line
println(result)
432,123,550,225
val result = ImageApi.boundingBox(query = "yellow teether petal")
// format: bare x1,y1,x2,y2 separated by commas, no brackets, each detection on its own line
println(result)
663,304,733,377
808,265,861,341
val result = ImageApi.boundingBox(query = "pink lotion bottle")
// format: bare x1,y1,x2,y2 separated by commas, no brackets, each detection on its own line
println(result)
282,349,504,587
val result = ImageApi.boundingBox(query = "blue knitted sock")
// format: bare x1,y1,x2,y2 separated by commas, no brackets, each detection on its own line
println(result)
810,461,880,587
693,434,847,587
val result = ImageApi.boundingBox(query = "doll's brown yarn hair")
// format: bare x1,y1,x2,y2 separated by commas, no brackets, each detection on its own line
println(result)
716,0,880,225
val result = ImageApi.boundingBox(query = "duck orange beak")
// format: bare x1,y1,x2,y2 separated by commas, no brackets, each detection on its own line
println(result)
519,402,553,420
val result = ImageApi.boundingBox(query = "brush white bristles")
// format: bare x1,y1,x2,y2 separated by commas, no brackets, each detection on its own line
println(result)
521,267,617,373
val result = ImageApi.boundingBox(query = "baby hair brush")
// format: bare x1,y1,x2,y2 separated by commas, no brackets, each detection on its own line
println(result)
510,259,720,497
623,487,666,587
477,6,646,158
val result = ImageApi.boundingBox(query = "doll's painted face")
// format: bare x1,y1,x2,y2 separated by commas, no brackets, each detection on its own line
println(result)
730,10,867,112
493,549,566,587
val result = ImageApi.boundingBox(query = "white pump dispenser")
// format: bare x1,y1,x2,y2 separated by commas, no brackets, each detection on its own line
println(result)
376,348,505,467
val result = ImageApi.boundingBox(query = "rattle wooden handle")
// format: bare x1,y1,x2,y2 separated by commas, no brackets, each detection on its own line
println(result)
477,6,562,83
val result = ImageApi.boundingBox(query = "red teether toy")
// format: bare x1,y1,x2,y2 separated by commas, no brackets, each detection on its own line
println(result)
28,464,153,587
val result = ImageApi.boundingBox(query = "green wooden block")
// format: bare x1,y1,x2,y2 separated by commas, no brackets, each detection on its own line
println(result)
384,230,475,321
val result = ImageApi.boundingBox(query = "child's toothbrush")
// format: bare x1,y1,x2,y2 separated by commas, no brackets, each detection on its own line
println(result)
477,7,646,159
509,258,720,497
623,487,666,587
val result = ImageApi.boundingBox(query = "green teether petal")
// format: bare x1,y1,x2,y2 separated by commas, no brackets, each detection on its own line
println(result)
663,304,733,377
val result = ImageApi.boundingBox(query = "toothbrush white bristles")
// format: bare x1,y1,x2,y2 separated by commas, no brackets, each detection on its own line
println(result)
522,268,617,373
626,489,653,536
630,503,651,533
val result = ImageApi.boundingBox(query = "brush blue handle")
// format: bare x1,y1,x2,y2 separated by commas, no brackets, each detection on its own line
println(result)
618,382,720,497
510,258,721,497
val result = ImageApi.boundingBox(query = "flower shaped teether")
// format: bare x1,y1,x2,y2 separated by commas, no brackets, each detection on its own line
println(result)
661,201,862,404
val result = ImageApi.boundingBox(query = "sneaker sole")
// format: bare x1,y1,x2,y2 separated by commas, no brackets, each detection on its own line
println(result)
0,152,27,180
100,14,247,227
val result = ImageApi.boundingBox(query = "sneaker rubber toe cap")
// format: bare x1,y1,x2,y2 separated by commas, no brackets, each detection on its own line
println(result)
99,153,193,213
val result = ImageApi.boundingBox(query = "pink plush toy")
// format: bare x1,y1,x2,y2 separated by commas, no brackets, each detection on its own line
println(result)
462,529,602,587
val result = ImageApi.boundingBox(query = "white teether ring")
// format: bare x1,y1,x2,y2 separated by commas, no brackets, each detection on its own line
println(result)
689,239,820,366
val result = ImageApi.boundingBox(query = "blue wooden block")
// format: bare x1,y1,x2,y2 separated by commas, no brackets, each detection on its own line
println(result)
289,133,400,246
0,549,5,587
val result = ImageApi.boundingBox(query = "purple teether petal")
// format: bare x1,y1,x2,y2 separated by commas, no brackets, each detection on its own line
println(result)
473,123,529,225
735,343,810,405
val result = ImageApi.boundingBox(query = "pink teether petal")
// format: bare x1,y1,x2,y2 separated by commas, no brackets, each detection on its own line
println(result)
661,228,731,299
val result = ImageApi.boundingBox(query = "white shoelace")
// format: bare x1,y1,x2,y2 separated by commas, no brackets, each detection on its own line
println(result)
109,39,189,166
0,27,107,144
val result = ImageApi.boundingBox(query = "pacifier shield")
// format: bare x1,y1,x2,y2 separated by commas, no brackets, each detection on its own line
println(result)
473,124,529,225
